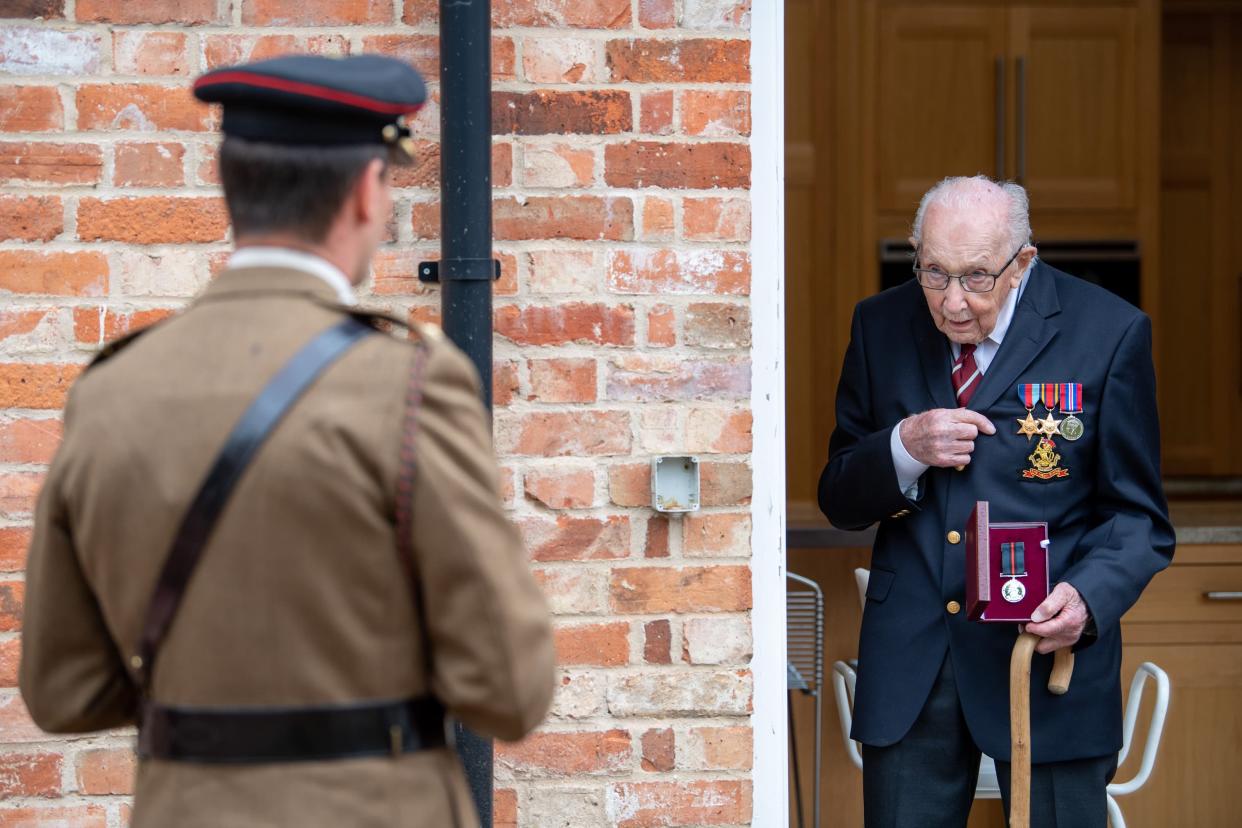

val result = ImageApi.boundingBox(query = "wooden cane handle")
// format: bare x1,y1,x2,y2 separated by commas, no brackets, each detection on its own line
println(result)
1009,632,1038,828
1048,647,1074,695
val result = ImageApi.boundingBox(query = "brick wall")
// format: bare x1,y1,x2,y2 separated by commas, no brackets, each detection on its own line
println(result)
0,1,757,825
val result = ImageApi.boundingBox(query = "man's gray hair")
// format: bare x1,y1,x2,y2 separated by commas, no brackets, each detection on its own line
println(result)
910,175,1032,251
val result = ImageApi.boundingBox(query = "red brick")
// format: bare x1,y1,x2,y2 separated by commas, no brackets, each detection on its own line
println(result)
493,37,516,80
492,142,514,188
684,302,751,349
0,310,49,345
495,788,517,828
639,198,674,243
0,1,64,18
0,695,45,743
527,250,596,295
517,515,631,562
609,780,751,827
643,619,671,663
683,0,752,28
640,91,674,136
77,0,216,23
497,729,631,778
607,39,750,83
112,31,190,76
554,622,629,666
494,196,633,241
701,461,752,506
644,516,670,559
533,568,608,615
638,408,679,453
640,727,674,772
495,0,631,28
0,251,107,296
521,144,595,188
493,90,631,136
409,201,440,240
524,467,595,510
611,566,751,613
114,142,184,187
77,84,213,132
682,90,751,137
0,87,62,132
196,142,219,185
528,358,597,403
203,34,348,70
493,360,519,408
0,143,101,185
684,197,751,241
683,616,751,665
0,529,30,573
0,364,81,410
683,513,751,557
606,355,750,402
522,37,602,84
499,411,631,458
0,583,21,632
360,34,439,80
687,726,752,770
0,752,61,798
0,472,43,516
0,807,107,826
78,197,228,244
243,0,393,25
685,409,752,453
605,141,750,189
408,304,441,328
639,0,675,28
75,748,135,795
401,0,436,24
495,303,634,347
498,466,516,509
389,141,439,189
647,305,676,348
73,307,176,345
0,419,61,465
608,463,650,508
608,249,750,296
0,196,62,242
0,638,18,686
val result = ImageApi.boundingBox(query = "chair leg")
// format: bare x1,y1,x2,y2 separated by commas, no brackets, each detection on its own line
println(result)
789,690,805,828
1106,794,1125,828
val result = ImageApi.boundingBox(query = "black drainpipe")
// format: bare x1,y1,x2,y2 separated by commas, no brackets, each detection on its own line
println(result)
431,0,497,824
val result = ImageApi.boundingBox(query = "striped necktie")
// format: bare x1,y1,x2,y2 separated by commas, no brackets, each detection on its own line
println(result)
952,343,981,407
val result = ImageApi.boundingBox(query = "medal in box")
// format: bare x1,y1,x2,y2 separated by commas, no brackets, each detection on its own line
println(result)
965,500,1051,622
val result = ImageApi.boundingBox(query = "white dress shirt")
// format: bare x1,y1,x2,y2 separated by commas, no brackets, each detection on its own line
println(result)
226,246,357,305
890,261,1033,496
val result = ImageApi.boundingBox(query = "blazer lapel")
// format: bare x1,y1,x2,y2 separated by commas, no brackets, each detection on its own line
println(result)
912,309,957,411
967,260,1062,414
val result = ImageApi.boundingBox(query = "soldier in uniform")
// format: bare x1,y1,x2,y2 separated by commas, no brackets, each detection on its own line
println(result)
19,55,555,827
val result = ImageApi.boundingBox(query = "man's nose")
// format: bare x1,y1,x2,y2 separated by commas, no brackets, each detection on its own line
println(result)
943,280,969,312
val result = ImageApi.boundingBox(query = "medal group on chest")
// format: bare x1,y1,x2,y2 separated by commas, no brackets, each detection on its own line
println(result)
1015,383,1084,480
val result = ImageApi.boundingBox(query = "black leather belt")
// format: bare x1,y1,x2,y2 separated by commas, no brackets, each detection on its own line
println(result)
139,696,448,764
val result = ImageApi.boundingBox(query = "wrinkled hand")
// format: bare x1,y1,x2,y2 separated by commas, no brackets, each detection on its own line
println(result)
1024,583,1089,654
899,408,997,468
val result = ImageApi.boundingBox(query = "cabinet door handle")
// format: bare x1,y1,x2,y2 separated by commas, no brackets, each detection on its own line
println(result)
1016,56,1027,184
995,57,1006,179
1204,592,1242,601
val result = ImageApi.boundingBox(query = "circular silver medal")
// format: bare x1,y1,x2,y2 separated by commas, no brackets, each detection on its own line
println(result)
1060,414,1084,441
1001,578,1026,604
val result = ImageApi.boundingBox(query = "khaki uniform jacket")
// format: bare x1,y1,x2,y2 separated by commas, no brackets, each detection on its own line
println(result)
19,266,556,828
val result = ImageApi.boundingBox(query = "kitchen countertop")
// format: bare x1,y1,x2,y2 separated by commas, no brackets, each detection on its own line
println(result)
787,499,1242,549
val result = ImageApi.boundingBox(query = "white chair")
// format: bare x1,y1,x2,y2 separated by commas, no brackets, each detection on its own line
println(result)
835,568,1170,828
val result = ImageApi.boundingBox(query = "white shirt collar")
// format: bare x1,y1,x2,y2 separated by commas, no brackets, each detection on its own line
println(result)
983,258,1032,348
227,246,356,305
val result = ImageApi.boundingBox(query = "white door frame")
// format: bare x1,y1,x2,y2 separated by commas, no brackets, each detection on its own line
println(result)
750,1,788,825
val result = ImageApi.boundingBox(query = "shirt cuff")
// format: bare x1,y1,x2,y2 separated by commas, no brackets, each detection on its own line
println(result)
890,419,929,499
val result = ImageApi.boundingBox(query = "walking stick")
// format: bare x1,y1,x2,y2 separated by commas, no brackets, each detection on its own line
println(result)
1009,634,1075,828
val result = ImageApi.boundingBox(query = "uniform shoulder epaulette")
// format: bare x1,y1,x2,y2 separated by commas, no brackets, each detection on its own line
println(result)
86,326,156,371
313,297,443,346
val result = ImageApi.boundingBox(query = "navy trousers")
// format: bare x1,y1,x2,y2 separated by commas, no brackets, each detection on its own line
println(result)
862,656,1115,827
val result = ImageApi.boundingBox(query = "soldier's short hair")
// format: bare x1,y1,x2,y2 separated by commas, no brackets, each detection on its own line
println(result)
219,137,389,244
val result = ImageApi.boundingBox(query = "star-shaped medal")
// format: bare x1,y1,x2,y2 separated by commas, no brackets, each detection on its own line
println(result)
1038,411,1063,437
1016,411,1042,441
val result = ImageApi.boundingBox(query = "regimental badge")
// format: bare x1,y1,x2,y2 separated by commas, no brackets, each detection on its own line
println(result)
1059,382,1084,441
1023,436,1069,480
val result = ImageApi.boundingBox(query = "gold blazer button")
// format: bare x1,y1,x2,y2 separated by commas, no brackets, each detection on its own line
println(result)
946,600,962,615
946,530,961,544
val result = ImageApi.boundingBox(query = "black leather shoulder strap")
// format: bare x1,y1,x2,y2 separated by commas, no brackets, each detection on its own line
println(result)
135,318,375,693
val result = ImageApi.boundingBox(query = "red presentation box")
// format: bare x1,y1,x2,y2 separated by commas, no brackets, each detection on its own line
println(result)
964,501,1050,623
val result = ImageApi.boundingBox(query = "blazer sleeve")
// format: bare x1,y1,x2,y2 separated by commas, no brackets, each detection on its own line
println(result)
1061,314,1175,640
410,341,556,742
19,397,138,733
818,305,919,530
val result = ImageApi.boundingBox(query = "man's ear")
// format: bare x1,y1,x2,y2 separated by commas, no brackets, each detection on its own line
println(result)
354,158,388,224
1013,244,1037,285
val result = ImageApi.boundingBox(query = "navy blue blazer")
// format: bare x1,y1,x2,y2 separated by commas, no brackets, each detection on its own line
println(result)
819,261,1174,763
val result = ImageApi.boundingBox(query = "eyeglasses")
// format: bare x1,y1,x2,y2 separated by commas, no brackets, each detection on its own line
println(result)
913,246,1024,293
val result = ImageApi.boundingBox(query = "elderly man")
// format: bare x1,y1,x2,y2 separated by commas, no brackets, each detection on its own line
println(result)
819,176,1173,827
